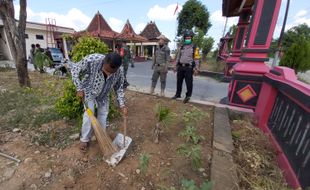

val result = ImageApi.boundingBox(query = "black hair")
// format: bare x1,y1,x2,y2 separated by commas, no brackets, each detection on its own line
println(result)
35,44,40,48
31,44,35,48
104,52,122,69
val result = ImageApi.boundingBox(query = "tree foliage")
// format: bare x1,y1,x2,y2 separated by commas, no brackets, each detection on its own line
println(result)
70,35,109,62
193,29,214,60
177,0,211,36
278,23,310,72
281,23,310,52
228,24,237,51
201,37,214,58
280,40,310,73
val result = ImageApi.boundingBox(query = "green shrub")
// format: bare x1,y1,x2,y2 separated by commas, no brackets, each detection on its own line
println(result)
70,35,109,62
108,92,121,121
55,80,120,128
55,79,83,120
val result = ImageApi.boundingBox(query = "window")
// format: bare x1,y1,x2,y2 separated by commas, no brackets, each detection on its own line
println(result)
25,34,29,39
36,35,44,40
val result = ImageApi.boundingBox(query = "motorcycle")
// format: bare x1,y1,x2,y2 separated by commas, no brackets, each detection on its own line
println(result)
53,59,72,77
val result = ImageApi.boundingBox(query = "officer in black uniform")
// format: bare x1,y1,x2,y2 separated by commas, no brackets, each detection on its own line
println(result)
172,30,200,103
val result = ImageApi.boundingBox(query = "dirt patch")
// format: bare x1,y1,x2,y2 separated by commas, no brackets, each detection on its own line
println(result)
230,117,290,190
0,70,213,190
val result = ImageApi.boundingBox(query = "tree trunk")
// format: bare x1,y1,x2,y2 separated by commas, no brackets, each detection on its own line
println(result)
0,0,30,87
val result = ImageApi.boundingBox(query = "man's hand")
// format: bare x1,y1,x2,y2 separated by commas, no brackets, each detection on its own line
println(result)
76,90,84,101
194,69,199,76
121,106,128,117
164,64,168,73
173,63,177,73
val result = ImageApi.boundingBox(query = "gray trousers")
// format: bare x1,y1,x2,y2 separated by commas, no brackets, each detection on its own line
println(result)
80,100,109,142
123,61,129,82
151,65,168,90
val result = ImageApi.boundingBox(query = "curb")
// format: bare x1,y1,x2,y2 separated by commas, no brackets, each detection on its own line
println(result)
127,86,253,115
211,107,239,190
168,66,229,83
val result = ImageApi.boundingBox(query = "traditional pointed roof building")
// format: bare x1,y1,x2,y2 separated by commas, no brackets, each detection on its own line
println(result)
74,11,118,49
117,20,147,42
140,21,170,43
85,11,118,40
75,13,170,59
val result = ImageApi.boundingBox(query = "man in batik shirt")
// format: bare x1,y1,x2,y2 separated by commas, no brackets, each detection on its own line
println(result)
71,53,127,151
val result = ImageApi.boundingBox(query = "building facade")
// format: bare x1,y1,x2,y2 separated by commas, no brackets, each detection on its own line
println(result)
0,19,75,61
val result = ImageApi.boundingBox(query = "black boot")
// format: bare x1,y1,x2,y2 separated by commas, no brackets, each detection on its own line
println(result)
171,95,181,99
183,96,190,103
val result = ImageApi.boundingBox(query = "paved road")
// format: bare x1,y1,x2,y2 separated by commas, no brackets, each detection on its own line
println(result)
0,60,229,103
127,61,228,103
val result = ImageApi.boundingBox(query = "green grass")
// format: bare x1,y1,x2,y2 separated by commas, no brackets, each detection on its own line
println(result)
0,87,63,130
200,58,226,73
139,152,150,175
0,71,78,148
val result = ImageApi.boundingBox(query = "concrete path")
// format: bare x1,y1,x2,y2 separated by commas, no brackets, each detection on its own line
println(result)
211,107,239,190
0,60,229,103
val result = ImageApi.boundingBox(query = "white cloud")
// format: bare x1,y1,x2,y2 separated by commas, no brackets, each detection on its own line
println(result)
295,10,307,18
274,8,310,38
209,10,238,49
14,5,91,31
108,17,124,33
210,10,238,29
147,4,182,21
135,23,146,34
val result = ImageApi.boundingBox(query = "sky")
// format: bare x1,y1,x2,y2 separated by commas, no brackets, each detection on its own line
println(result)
14,0,310,50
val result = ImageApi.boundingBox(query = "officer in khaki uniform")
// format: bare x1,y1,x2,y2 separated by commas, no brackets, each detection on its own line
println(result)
172,30,200,103
150,38,170,96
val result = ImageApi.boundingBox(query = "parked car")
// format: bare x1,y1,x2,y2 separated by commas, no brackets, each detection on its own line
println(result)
49,48,64,62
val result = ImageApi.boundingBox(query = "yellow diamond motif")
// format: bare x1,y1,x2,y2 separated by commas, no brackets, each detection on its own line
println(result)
237,84,257,103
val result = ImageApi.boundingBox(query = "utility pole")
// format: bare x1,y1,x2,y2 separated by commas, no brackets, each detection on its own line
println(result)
272,0,290,67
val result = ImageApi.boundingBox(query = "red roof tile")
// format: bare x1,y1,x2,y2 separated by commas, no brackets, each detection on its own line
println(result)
116,20,147,42
140,21,161,40
83,11,118,39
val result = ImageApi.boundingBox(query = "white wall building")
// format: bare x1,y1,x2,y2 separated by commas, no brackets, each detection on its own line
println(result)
0,19,75,61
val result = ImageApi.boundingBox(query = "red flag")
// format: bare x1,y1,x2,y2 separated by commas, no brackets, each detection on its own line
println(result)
173,3,179,15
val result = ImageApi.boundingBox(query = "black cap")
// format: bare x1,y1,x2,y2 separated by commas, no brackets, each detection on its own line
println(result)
183,29,194,39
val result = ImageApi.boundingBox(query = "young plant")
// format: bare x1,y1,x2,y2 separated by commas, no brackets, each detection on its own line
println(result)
183,107,207,126
139,153,150,175
181,179,212,190
157,185,177,190
179,125,205,144
153,104,177,143
177,144,203,170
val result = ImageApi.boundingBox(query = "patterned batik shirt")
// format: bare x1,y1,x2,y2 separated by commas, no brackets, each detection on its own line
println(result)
71,53,125,107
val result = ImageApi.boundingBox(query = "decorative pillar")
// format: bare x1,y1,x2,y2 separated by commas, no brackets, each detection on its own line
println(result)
224,9,251,78
112,40,115,52
228,0,282,109
152,45,155,57
138,44,141,56
62,37,69,59
141,44,144,56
